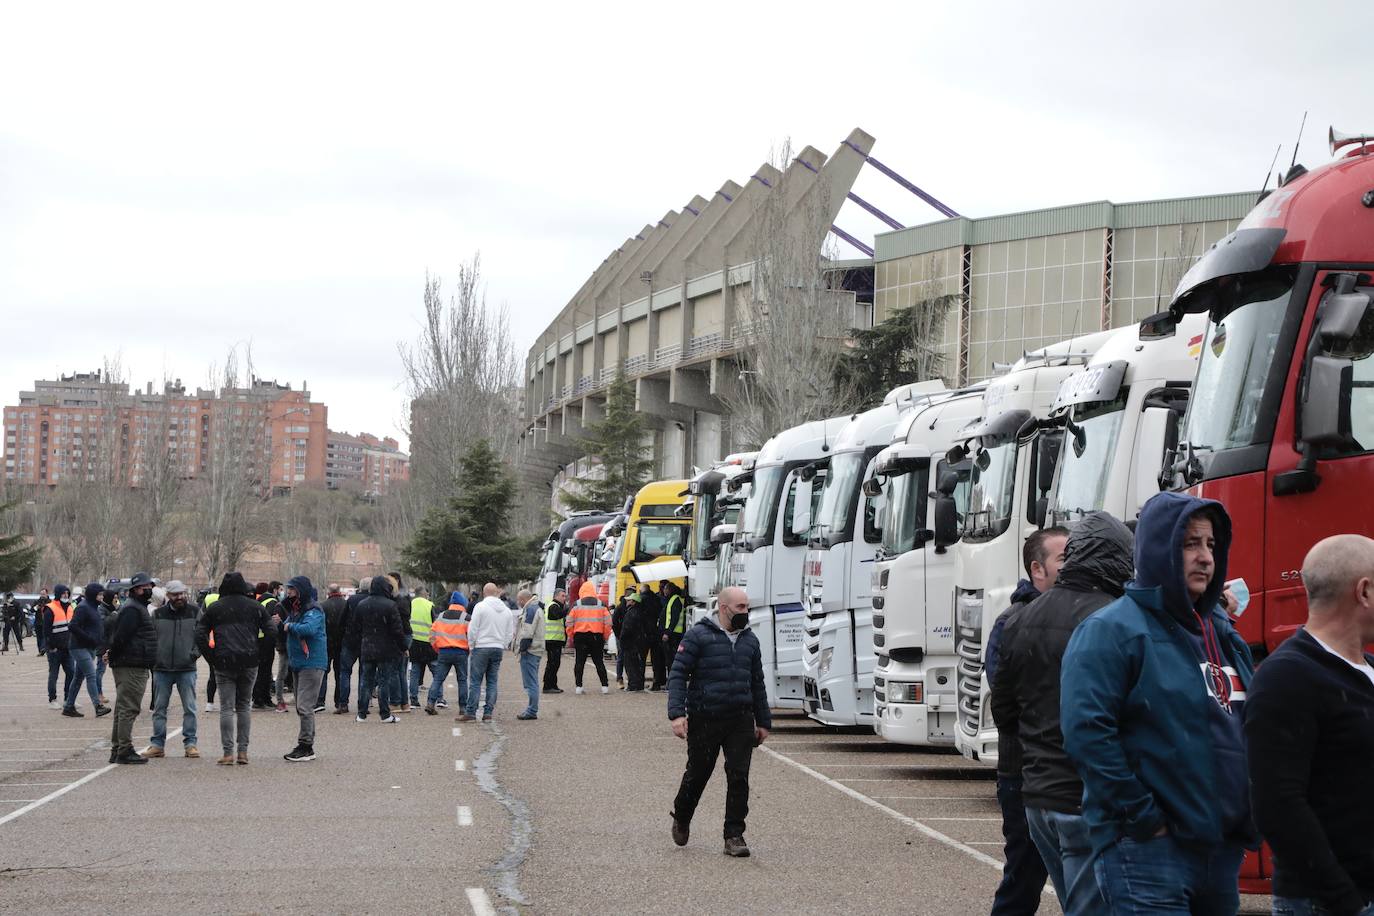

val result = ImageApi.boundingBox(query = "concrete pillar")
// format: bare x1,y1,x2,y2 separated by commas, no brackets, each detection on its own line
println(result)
669,366,720,412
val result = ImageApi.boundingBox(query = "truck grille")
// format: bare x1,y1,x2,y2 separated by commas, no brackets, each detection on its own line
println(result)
955,590,984,739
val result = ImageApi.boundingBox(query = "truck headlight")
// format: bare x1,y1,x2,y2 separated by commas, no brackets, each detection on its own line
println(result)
887,682,924,704
818,647,833,677
957,595,983,630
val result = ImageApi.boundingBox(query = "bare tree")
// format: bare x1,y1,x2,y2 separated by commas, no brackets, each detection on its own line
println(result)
188,345,269,584
722,140,857,447
399,255,522,503
373,479,424,573
122,376,188,577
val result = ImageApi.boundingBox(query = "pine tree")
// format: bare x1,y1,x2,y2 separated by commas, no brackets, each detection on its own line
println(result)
402,439,535,585
0,500,40,592
561,373,654,512
834,294,959,408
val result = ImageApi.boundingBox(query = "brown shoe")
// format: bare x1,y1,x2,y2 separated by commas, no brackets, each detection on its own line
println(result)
454,713,475,722
217,755,235,766
724,836,751,857
143,746,165,758
236,752,249,765
398,704,412,713
185,746,200,759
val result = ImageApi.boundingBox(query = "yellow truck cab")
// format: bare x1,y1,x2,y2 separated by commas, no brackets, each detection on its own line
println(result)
611,479,691,605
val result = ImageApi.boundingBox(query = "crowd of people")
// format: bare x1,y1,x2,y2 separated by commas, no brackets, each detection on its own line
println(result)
984,492,1374,916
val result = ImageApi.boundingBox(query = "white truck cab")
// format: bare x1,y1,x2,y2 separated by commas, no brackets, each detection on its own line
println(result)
730,416,850,709
800,382,946,727
941,331,1114,764
684,453,755,625
868,387,986,746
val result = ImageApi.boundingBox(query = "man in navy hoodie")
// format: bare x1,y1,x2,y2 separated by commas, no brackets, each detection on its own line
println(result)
1062,492,1256,915
63,583,110,718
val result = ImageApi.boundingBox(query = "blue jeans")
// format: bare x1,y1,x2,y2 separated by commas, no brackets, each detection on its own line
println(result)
357,658,394,718
1273,899,1374,916
1026,806,1108,916
1094,834,1244,916
519,652,540,716
96,653,107,696
64,647,101,710
46,646,74,702
409,656,434,704
335,647,356,708
389,655,407,706
465,648,503,717
992,777,1049,916
428,650,466,709
151,670,198,748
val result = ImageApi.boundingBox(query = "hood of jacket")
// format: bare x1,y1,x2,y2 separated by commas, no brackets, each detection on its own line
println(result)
219,572,251,597
53,583,70,601
1010,579,1040,606
369,576,395,598
83,582,104,605
286,575,316,613
1132,491,1231,625
448,591,468,609
1057,511,1135,597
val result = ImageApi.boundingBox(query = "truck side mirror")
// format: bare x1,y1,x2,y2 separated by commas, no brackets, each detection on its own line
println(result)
1300,355,1355,449
933,494,959,550
1134,406,1173,512
1317,275,1372,348
790,476,813,536
1036,434,1061,495
1138,311,1178,340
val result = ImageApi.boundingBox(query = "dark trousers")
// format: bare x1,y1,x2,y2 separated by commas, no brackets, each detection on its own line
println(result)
252,650,275,705
46,646,74,702
992,775,1048,916
2,620,22,650
542,640,564,689
622,638,647,690
334,647,355,709
357,658,394,718
572,633,608,687
672,712,754,838
664,633,682,670
648,642,667,689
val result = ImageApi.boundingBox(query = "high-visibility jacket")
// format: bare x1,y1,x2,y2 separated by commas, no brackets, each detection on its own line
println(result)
47,600,72,637
430,608,470,651
662,593,685,635
544,604,567,642
565,599,612,641
409,597,436,643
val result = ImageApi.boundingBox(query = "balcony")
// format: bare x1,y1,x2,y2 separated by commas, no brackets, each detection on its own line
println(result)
572,376,594,397
653,344,682,367
686,333,727,359
623,354,651,376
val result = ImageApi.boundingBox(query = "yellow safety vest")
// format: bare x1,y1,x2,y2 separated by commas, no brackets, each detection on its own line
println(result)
545,603,566,642
662,594,685,635
410,597,435,642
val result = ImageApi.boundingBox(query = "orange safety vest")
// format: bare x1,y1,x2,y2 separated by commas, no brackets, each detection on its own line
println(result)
431,608,470,651
47,600,72,635
565,600,610,640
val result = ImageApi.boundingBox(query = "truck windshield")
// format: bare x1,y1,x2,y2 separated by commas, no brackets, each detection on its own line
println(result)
539,538,560,580
737,465,785,548
635,523,688,562
814,452,865,546
1183,268,1297,454
1049,391,1129,524
689,492,717,562
880,465,929,557
964,440,1017,542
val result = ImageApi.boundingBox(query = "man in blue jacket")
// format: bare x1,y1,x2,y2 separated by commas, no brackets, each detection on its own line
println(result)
281,575,327,761
1061,492,1256,915
666,585,771,858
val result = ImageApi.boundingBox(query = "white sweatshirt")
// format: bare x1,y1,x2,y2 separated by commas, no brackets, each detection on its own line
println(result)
466,596,517,650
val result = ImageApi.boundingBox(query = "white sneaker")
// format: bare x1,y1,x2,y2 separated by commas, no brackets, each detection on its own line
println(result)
48,700,60,709
355,714,367,722
600,686,610,694
381,715,399,724
435,700,448,709
575,687,585,695
204,703,217,712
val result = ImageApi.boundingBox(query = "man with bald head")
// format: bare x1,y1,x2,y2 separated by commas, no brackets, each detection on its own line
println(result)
666,585,771,858
1246,534,1374,916
458,583,516,722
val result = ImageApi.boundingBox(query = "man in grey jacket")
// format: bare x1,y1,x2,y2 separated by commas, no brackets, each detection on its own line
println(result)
147,581,200,758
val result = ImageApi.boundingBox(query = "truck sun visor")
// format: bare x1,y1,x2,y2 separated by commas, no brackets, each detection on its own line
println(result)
1169,227,1286,315
1051,360,1128,414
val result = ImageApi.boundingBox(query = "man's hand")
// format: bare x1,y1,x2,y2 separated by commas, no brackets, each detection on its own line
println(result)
1221,587,1239,616
671,716,688,740
754,726,769,746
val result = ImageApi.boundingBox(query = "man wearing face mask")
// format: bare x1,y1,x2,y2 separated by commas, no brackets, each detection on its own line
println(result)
106,572,160,764
666,585,771,858
146,581,201,759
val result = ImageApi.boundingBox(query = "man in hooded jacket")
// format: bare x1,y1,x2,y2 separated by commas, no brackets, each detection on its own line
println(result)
1062,492,1256,915
146,581,201,758
107,573,159,765
196,572,274,765
347,576,406,722
63,583,110,718
281,575,327,760
321,583,350,714
41,584,76,708
992,514,1132,916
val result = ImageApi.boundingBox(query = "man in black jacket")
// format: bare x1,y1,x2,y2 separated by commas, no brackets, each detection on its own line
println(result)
542,588,569,693
252,581,280,709
347,576,406,722
991,513,1133,916
667,585,771,858
619,592,651,692
107,572,159,765
63,583,109,718
1247,534,1374,916
197,572,274,766
321,584,351,714
336,577,371,713
1,592,23,652
640,584,667,690
984,525,1068,916
147,581,201,759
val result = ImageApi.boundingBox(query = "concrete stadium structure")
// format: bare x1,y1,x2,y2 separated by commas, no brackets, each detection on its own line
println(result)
518,126,1258,501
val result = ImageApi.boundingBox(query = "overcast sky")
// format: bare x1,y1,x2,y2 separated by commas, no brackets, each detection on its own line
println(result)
3,1,1370,450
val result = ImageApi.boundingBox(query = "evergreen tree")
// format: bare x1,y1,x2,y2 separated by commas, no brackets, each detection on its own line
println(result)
834,294,959,408
402,439,535,585
0,500,40,592
561,372,654,512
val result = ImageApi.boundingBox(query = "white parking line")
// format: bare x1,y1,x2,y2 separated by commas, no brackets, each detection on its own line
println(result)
921,817,1001,822
455,760,466,771
452,727,462,737
456,805,473,826
869,796,991,801
466,887,495,916
761,744,1051,897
